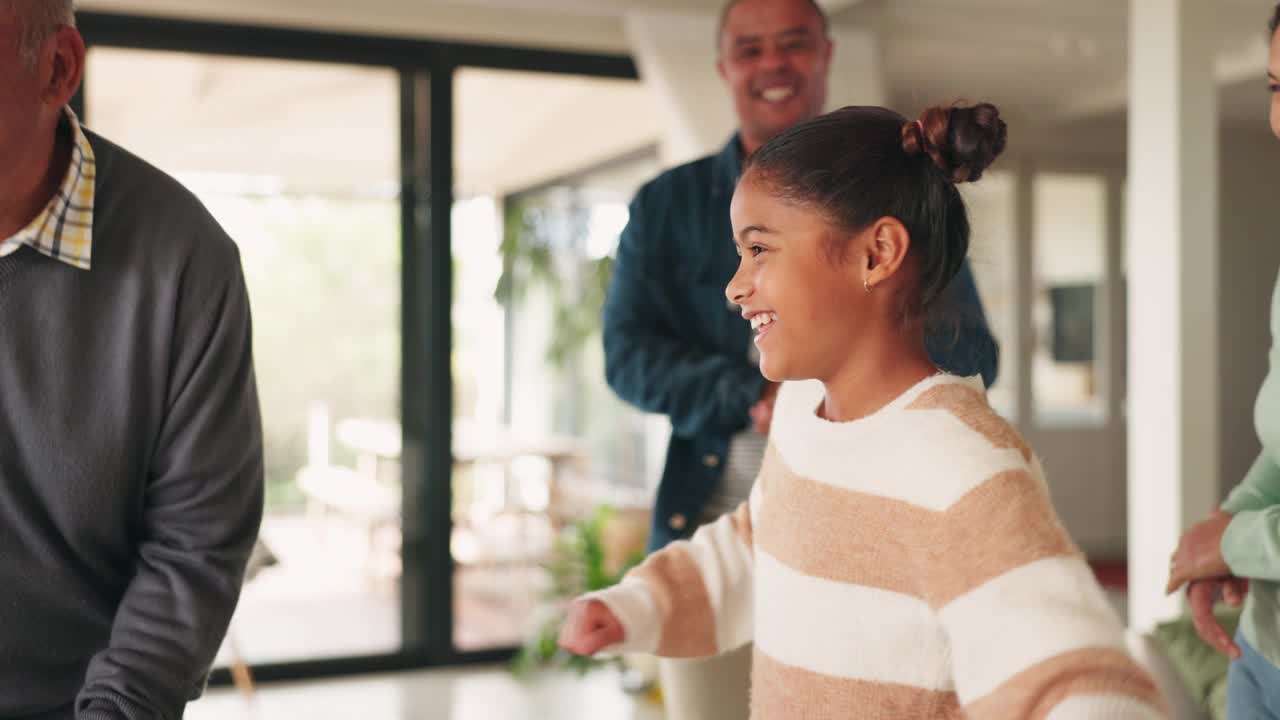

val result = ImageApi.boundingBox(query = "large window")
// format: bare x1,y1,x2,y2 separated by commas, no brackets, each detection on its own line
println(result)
87,48,404,665
450,68,663,650
81,18,645,678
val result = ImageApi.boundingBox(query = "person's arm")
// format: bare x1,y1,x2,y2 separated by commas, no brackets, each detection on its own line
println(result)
1166,454,1280,588
927,260,1000,388
76,240,264,720
1218,273,1280,581
920,466,1164,719
1220,456,1280,581
603,190,765,437
565,491,758,658
1222,450,1280,514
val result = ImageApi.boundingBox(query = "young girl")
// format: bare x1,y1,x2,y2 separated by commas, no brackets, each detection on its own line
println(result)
559,102,1165,719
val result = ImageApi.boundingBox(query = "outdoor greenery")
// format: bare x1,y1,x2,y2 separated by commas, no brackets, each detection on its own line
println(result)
511,506,644,677
209,185,640,515
496,193,613,370
203,192,402,511
494,191,653,493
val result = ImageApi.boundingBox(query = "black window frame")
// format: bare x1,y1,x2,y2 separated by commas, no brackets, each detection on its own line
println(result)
75,10,636,685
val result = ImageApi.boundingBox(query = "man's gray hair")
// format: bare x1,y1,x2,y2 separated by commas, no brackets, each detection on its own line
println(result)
14,0,76,69
716,0,829,48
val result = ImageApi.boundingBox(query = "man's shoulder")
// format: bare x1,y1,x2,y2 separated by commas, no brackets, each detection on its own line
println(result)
655,150,722,185
87,129,202,210
632,150,723,207
85,129,241,271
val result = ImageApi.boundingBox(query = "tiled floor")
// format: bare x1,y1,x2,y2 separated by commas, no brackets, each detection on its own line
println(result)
188,666,665,720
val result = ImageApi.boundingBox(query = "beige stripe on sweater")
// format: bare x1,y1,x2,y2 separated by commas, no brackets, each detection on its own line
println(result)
918,468,1078,607
908,382,1033,463
591,375,1167,719
631,549,718,657
756,446,1077,607
964,647,1164,719
751,651,964,720
730,499,754,552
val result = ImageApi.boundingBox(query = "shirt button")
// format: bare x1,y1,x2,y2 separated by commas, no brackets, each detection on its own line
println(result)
703,454,721,468
669,513,688,531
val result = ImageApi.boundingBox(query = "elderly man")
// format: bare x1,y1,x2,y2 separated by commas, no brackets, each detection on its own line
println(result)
0,2,263,718
601,0,999,717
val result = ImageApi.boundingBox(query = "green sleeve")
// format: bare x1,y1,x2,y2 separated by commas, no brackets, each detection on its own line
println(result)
1222,503,1280,581
1220,272,1280,581
1221,452,1280,579
1221,451,1280,514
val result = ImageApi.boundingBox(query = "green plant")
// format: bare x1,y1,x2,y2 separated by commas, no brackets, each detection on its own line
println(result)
495,194,614,370
511,506,644,677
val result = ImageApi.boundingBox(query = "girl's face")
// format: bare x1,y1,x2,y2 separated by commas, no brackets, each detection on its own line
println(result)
1270,28,1279,140
725,175,871,383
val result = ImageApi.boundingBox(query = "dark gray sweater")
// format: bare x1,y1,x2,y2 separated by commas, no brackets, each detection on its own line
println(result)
0,131,264,719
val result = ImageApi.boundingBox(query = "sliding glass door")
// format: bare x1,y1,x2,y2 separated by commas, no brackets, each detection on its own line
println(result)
78,11,640,680
450,67,663,650
86,48,405,666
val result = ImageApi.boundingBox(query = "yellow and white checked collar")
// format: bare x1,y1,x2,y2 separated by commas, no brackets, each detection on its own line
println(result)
1,108,96,270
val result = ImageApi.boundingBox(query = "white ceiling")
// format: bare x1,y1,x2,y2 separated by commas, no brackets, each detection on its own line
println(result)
454,68,658,196
84,48,658,197
838,0,1274,129
78,0,1278,123
76,0,1280,187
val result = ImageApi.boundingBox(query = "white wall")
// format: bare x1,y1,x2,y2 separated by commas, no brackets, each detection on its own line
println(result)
1024,124,1280,558
1033,428,1128,555
1022,157,1127,559
622,11,733,166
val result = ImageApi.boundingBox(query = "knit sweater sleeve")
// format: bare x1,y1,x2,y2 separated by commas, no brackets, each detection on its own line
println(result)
586,489,758,658
917,459,1165,719
886,380,1165,718
75,236,264,720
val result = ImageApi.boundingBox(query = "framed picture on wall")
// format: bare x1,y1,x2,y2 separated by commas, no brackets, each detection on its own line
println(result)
1049,283,1095,363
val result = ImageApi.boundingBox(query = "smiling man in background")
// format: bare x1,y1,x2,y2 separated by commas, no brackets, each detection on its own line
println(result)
600,0,999,717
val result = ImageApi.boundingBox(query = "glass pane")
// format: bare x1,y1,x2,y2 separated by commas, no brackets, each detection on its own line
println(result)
452,68,662,650
86,49,402,664
1032,173,1107,424
961,171,1017,419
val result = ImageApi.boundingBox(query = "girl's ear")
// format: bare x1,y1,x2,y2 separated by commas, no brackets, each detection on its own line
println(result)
862,217,911,290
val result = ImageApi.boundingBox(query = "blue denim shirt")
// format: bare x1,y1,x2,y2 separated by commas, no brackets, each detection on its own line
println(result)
603,134,1000,551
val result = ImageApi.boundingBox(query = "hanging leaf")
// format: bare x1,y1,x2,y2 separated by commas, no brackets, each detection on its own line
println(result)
494,191,618,371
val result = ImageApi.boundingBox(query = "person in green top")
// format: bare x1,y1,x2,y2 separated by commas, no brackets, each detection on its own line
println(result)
1166,6,1280,716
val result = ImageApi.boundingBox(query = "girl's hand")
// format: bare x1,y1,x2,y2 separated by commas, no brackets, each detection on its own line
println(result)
1166,511,1234,593
558,599,625,656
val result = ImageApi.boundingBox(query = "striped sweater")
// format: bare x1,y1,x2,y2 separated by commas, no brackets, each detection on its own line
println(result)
590,374,1165,719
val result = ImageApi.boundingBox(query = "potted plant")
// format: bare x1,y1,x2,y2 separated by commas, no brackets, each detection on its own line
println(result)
511,505,654,696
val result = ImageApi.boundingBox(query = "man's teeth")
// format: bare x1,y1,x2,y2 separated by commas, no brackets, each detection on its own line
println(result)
760,87,795,102
750,313,777,330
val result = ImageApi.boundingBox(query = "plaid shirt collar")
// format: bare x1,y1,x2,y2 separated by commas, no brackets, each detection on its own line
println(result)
4,108,96,270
